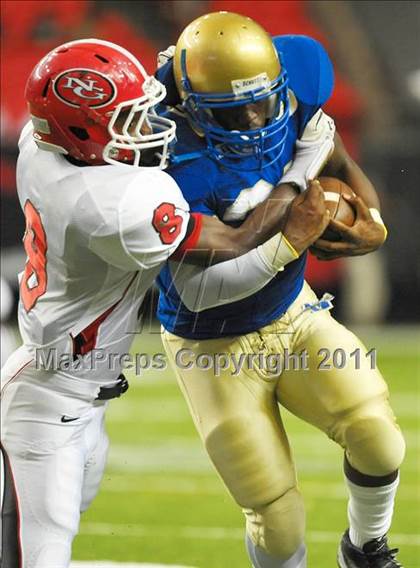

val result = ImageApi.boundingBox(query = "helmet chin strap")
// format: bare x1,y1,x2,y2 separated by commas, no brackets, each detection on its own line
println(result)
82,104,109,127
47,113,88,160
180,49,192,95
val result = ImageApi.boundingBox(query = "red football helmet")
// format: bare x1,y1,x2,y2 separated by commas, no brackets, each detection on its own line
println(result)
25,38,176,167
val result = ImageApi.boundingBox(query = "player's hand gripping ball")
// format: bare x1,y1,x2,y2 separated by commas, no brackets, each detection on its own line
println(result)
311,176,386,260
317,176,356,241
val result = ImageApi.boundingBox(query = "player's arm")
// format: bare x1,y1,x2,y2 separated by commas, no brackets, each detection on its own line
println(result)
312,132,387,259
175,181,330,266
271,35,386,259
323,133,380,208
169,230,298,312
87,173,326,274
170,184,301,310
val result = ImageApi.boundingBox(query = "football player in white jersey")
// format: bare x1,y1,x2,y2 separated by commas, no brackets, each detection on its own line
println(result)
0,39,330,568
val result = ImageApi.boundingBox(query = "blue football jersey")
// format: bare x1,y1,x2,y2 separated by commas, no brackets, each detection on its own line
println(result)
156,35,334,339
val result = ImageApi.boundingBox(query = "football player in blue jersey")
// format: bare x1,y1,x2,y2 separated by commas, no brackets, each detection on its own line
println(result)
154,12,405,568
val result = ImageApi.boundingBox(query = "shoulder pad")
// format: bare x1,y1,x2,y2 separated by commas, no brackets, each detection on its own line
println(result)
273,35,334,107
155,59,181,106
168,158,218,215
165,110,208,162
18,121,34,150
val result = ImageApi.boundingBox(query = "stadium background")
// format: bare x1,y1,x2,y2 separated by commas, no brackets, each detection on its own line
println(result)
1,1,419,566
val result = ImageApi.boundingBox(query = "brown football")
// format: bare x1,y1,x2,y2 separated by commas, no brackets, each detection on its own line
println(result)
318,176,356,241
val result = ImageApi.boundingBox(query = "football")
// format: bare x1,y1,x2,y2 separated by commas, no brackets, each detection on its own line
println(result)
318,176,356,241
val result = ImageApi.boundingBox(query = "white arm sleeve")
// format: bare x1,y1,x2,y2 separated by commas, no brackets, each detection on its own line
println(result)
281,109,336,191
171,232,298,312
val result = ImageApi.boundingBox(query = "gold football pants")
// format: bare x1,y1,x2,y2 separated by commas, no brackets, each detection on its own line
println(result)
162,282,405,558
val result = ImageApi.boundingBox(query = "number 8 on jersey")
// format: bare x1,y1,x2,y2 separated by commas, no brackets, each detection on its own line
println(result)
152,202,184,244
20,200,48,311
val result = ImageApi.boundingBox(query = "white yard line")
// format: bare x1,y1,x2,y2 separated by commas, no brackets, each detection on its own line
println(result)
79,522,420,546
100,477,420,501
107,442,211,474
106,441,420,475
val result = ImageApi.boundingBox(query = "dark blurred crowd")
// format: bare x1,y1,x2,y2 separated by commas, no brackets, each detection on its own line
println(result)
1,0,419,323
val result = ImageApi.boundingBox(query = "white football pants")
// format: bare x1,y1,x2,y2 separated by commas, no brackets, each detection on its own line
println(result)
1,345,109,568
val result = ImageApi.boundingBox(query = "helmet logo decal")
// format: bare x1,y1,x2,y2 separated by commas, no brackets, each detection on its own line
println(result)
62,77,105,99
231,73,270,96
53,68,117,108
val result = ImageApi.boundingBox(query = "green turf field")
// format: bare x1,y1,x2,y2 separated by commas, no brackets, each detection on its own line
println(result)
73,327,420,567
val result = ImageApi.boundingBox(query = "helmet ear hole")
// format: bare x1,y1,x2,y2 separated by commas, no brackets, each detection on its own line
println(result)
69,126,89,140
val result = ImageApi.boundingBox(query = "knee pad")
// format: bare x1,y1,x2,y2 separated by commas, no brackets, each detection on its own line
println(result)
244,487,305,559
80,432,109,513
29,540,72,568
205,415,296,507
344,413,405,476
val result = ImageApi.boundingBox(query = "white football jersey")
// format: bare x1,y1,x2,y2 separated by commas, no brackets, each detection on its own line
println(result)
15,123,190,382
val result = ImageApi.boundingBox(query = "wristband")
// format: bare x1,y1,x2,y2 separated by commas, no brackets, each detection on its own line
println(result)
257,232,299,272
369,208,388,241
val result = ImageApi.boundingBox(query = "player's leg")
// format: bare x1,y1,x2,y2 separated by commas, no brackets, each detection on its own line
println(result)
1,351,99,568
246,536,307,568
276,282,405,566
80,403,109,512
162,330,306,567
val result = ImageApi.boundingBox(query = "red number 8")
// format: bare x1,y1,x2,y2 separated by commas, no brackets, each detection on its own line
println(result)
20,200,48,312
152,202,183,245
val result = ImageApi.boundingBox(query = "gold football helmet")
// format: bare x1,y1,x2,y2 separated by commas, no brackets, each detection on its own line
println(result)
173,12,290,169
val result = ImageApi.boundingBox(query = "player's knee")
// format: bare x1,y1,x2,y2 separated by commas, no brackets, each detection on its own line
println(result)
205,415,296,506
344,414,405,476
30,540,72,568
81,433,109,513
245,487,305,559
80,487,96,513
